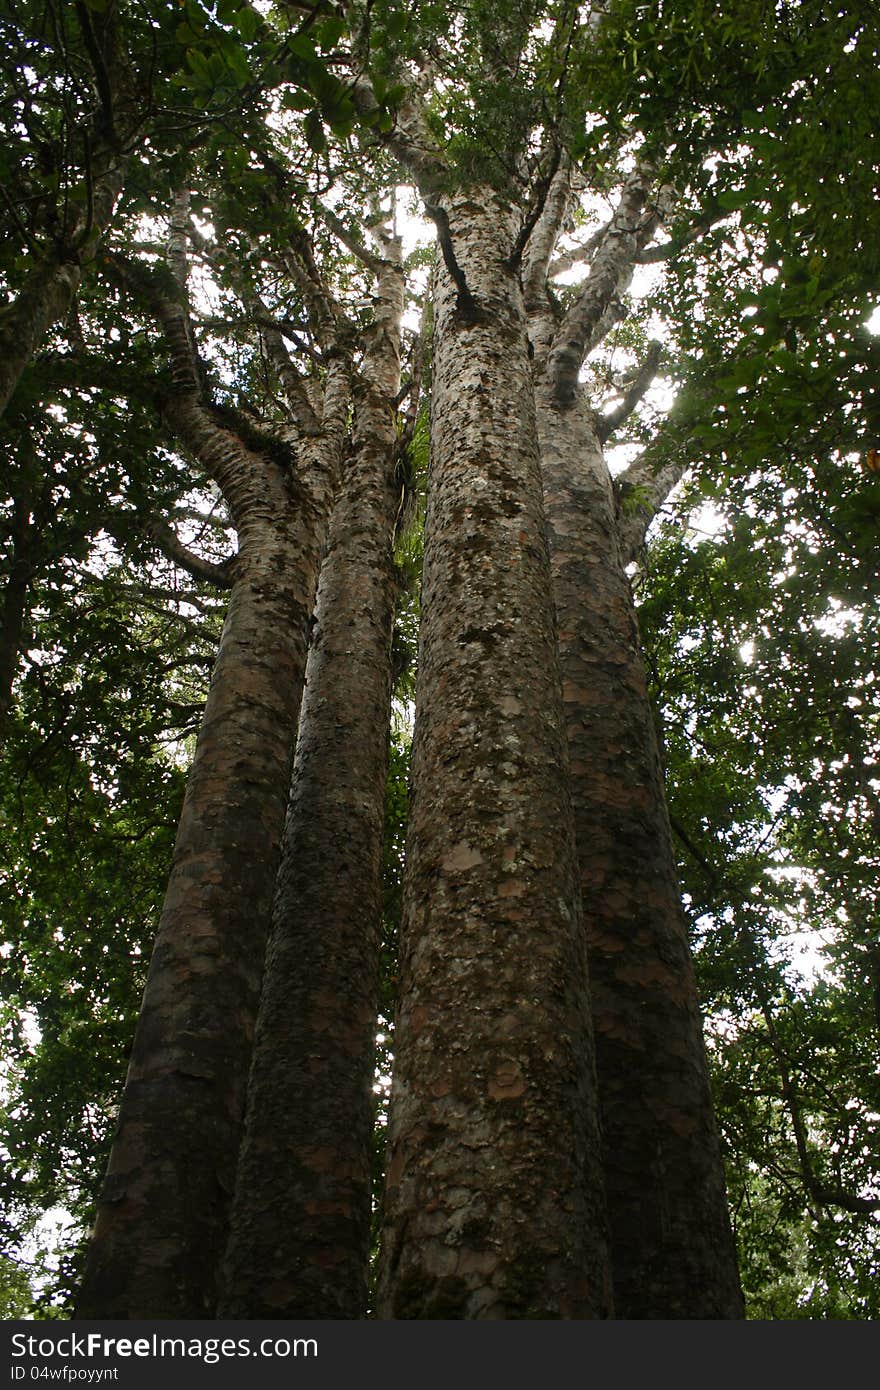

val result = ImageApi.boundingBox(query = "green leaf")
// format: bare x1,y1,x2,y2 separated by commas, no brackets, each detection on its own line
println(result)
185,48,211,83
216,0,239,24
235,6,260,42
384,9,407,38
316,17,347,49
281,87,314,112
303,109,327,153
221,40,250,87
288,33,318,61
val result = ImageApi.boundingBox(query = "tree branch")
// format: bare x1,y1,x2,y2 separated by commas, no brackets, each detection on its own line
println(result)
73,0,118,143
520,155,577,306
274,226,354,354
615,457,686,566
349,78,448,194
105,248,204,399
598,339,662,443
34,346,165,411
422,200,481,323
545,166,658,405
753,971,880,1216
236,276,323,436
507,143,563,277
185,217,324,434
635,209,724,265
319,203,390,277
148,519,235,588
548,220,608,278
670,814,720,888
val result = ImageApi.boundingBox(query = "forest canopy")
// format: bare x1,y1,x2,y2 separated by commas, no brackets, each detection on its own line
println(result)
0,0,878,1320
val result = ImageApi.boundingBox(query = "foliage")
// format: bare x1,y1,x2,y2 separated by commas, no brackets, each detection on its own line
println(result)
0,547,215,1309
598,9,880,1312
638,464,880,1317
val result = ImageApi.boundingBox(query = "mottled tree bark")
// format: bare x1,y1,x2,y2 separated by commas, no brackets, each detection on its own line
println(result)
375,194,612,1321
219,241,405,1319
535,388,743,1318
514,149,744,1317
75,395,347,1317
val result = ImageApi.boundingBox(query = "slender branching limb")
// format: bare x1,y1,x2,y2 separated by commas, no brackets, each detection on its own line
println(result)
670,814,720,889
271,233,353,355
148,518,236,589
508,144,563,278
73,0,119,143
520,155,574,306
259,319,324,435
319,203,392,277
752,970,880,1216
548,220,608,278
636,209,726,265
185,217,324,434
598,338,662,443
614,457,686,566
545,166,658,405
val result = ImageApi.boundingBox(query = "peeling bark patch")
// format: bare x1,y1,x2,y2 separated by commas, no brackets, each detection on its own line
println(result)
456,625,501,649
409,1004,430,1035
488,1061,526,1100
441,842,485,873
498,878,525,899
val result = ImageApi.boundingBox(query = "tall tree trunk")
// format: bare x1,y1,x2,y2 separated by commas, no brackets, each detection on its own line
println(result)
375,195,612,1321
536,388,744,1318
76,395,347,1317
219,244,405,1319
